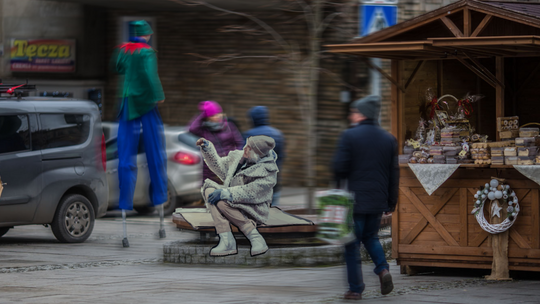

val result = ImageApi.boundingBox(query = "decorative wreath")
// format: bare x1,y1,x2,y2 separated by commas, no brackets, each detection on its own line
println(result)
471,179,520,234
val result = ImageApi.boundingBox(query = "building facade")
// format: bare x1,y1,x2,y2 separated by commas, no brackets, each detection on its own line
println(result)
2,0,537,186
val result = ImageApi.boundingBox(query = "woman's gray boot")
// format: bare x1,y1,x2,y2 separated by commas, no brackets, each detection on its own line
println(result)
246,229,268,256
210,232,237,257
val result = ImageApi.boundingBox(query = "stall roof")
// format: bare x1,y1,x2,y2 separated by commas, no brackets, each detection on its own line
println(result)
327,0,540,60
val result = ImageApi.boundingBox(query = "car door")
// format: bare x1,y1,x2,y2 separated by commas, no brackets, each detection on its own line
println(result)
0,114,42,224
105,137,150,208
133,138,151,203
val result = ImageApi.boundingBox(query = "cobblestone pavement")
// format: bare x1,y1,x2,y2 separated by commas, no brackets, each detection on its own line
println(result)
1,188,539,303
1,260,538,304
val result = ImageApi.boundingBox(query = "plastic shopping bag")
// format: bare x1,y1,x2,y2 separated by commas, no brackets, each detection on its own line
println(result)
316,189,356,245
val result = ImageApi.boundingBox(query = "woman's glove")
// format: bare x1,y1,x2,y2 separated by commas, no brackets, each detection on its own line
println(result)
208,189,223,205
196,138,209,151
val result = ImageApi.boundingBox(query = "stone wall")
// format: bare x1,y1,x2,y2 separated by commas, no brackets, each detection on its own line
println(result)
163,241,344,267
104,6,361,187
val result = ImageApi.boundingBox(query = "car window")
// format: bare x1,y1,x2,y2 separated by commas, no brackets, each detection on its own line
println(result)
103,127,111,141
106,139,118,161
178,132,199,149
105,137,145,161
38,114,90,149
0,115,30,154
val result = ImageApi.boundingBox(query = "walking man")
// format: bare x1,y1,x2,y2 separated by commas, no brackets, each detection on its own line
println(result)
196,135,278,257
111,20,167,247
243,106,286,206
333,95,399,300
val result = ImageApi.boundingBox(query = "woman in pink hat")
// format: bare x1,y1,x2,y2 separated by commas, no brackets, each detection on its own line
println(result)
189,101,244,185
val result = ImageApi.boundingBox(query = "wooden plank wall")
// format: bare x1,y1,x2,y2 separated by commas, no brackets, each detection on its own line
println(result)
398,167,540,271
506,57,540,126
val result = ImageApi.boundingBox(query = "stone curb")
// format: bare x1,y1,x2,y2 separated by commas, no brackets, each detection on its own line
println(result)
163,241,344,267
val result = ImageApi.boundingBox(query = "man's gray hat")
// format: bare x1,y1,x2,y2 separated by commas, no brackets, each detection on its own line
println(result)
351,95,381,120
247,135,275,157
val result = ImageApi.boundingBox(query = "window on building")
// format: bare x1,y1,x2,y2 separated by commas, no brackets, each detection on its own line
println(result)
0,115,30,154
38,114,90,149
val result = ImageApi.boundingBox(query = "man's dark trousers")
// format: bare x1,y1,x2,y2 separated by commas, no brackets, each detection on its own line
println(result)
344,213,389,293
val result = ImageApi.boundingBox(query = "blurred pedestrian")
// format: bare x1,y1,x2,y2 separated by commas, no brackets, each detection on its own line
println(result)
243,106,286,206
189,100,244,187
196,135,278,257
332,95,399,300
111,20,168,247
227,116,242,134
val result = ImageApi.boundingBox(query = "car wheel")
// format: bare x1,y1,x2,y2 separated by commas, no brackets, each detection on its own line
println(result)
51,194,95,243
162,181,177,216
0,227,10,238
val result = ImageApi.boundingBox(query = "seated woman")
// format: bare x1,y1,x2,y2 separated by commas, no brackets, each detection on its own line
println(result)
196,135,278,257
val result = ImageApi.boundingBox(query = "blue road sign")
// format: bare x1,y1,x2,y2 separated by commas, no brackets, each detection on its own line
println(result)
360,5,398,37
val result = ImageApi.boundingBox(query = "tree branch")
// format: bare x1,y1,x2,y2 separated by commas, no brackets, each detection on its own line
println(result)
319,68,362,91
167,0,291,52
294,0,315,37
218,25,267,36
318,12,342,33
279,8,304,13
186,53,287,66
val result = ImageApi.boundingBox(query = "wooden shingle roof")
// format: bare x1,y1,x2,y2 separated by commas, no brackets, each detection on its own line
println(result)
485,1,540,19
327,0,540,60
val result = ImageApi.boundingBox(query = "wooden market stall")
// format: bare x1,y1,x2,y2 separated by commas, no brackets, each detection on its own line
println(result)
327,0,540,273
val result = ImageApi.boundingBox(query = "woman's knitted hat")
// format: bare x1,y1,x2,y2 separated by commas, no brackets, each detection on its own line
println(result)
247,135,275,157
199,100,223,118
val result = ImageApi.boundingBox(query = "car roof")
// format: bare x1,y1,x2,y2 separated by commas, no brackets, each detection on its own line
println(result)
0,97,99,112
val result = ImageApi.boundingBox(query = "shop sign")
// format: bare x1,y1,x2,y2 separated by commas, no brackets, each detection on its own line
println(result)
10,39,76,73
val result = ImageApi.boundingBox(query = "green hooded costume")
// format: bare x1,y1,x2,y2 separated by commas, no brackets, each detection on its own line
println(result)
111,20,165,120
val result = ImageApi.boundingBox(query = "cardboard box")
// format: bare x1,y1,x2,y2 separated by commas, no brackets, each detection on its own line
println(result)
499,130,519,139
519,127,539,137
505,156,518,165
504,147,517,157
491,147,504,157
518,147,538,156
497,116,519,131
515,137,536,147
492,156,504,165
518,156,535,165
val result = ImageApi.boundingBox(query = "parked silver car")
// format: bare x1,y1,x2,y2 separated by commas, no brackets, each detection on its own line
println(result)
0,94,108,243
102,122,202,215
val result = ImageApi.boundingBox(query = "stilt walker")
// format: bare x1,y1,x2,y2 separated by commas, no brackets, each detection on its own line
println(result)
111,20,168,247
158,204,166,238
